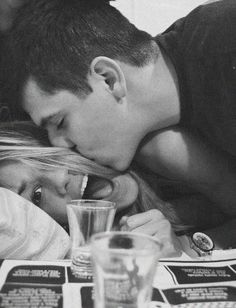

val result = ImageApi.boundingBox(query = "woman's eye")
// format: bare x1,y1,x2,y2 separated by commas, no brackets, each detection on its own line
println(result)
32,186,42,207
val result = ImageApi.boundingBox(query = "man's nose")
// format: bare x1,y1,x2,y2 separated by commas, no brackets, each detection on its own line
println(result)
48,130,74,148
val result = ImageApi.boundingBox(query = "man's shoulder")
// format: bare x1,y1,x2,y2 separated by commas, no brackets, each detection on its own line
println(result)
181,0,236,56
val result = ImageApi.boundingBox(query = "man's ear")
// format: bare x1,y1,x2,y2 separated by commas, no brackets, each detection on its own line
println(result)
90,56,127,101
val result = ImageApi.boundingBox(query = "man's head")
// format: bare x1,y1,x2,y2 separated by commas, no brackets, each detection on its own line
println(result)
3,0,158,170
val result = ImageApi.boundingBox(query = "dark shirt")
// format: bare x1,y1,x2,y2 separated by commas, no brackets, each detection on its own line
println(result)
156,0,236,158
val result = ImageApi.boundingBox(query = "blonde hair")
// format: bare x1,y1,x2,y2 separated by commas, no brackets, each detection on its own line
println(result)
0,121,191,232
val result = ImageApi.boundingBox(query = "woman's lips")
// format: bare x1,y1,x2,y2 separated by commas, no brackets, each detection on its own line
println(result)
91,178,123,204
67,174,88,199
91,182,113,199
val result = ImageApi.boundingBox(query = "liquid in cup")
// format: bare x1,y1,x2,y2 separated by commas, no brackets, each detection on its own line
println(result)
91,231,163,308
67,200,116,278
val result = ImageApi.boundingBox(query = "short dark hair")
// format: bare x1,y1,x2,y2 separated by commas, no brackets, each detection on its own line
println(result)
1,0,156,118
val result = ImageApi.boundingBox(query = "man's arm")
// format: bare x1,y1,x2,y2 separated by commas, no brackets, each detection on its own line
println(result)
178,218,236,258
136,127,236,215
119,208,236,258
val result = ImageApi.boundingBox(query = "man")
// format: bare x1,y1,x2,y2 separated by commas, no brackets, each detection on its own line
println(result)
2,0,236,218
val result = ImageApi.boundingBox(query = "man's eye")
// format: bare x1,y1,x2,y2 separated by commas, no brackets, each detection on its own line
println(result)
32,186,42,207
57,118,64,130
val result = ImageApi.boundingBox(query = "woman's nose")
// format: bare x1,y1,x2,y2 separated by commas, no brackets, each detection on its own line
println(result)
50,169,70,196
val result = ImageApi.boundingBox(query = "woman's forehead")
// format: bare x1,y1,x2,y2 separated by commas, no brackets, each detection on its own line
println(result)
0,160,41,188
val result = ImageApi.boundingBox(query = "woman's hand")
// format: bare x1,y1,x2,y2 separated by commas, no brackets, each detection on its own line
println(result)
119,209,182,258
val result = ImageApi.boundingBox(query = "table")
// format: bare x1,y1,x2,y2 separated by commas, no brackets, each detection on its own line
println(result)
0,250,236,307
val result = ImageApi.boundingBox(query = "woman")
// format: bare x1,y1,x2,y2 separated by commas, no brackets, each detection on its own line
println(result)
0,121,184,258
0,121,234,259
0,121,188,229
0,187,70,260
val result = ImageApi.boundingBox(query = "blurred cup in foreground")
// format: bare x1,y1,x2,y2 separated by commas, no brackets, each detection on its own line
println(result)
67,199,116,278
91,231,163,308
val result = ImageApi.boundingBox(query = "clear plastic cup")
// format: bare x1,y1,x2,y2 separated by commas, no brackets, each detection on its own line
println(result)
67,199,116,278
91,231,163,308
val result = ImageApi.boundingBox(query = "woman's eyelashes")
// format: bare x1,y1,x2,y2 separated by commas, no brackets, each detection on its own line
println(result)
32,186,42,207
